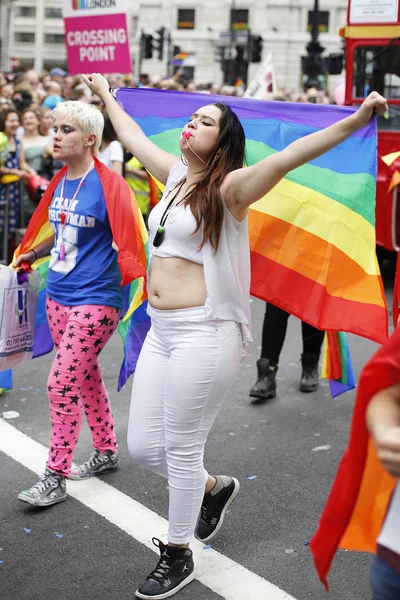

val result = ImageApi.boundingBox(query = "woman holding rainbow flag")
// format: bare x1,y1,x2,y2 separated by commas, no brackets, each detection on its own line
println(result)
13,101,146,506
84,72,387,600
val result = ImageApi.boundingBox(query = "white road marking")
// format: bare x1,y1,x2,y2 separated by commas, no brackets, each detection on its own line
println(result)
0,418,297,600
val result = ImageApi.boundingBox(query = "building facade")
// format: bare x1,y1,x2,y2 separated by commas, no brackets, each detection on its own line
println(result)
7,0,348,89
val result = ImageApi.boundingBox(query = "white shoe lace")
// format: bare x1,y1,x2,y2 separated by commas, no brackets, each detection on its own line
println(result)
80,451,109,472
30,474,59,497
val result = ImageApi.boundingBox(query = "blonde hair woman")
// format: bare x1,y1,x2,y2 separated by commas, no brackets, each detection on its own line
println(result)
14,101,145,506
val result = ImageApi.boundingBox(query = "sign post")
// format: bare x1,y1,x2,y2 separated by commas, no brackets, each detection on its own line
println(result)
62,0,131,75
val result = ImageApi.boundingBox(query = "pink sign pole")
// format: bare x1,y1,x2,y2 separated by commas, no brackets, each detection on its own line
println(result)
64,13,131,74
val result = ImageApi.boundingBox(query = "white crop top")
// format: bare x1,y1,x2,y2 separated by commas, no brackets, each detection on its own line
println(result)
148,175,203,265
148,162,252,346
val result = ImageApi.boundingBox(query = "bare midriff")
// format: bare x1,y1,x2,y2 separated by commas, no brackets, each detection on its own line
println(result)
148,256,207,310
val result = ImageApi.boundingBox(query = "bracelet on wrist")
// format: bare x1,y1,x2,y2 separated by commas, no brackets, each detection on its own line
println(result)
30,249,38,262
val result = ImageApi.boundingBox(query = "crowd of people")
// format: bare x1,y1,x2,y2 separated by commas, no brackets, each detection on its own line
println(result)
1,65,398,600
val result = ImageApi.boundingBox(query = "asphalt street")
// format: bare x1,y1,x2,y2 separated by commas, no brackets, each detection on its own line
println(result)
0,258,396,600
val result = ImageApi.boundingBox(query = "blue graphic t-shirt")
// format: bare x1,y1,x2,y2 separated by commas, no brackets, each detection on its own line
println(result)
46,169,124,309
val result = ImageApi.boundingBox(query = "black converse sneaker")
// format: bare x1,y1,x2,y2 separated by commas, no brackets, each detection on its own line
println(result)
135,538,195,599
69,449,119,480
195,475,240,543
18,468,67,507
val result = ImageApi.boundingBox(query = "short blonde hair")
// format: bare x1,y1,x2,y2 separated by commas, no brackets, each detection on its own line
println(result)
53,100,104,155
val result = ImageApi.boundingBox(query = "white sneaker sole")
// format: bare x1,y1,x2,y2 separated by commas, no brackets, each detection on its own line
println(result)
135,570,195,599
17,492,67,507
196,477,241,543
68,464,120,480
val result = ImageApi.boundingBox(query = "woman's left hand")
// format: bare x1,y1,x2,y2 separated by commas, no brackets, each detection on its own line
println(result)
355,92,388,128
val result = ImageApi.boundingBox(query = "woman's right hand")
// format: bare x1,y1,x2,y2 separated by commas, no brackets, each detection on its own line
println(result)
12,250,36,268
81,73,110,99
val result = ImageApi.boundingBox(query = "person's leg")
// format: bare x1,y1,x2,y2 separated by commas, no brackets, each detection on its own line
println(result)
18,299,119,505
134,314,242,600
18,296,69,506
250,302,290,401
163,318,242,546
370,554,400,600
300,321,325,393
68,305,121,479
127,325,170,478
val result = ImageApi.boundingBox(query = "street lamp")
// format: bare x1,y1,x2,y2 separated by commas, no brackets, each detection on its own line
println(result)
303,0,325,90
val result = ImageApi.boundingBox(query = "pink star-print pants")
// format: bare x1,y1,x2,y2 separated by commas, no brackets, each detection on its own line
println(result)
45,296,120,476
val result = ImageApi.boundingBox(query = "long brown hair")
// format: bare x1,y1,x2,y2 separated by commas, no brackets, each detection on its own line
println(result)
184,103,246,252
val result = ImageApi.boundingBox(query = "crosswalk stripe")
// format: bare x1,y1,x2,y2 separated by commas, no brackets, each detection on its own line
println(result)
0,417,297,600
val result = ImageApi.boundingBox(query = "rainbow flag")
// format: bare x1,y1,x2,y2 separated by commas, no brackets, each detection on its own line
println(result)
0,160,149,392
113,87,387,347
321,331,355,398
172,52,189,67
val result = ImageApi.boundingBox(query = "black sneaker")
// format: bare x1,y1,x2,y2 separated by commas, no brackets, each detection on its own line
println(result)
195,476,240,543
135,538,195,599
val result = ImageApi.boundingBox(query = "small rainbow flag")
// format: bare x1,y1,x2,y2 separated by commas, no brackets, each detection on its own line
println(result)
172,52,189,67
113,87,388,350
321,331,355,398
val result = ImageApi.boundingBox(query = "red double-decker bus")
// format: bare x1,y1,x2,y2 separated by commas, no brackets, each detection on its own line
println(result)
341,0,400,257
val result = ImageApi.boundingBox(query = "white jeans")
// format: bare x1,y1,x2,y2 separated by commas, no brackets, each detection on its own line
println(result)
127,305,244,544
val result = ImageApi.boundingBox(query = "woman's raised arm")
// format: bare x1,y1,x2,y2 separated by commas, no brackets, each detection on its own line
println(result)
221,91,387,213
82,74,178,185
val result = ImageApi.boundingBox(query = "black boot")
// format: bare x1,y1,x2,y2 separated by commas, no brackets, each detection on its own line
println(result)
299,353,319,393
135,538,195,599
249,358,278,401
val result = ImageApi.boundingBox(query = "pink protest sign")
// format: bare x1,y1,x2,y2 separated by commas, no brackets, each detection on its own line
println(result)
64,12,131,74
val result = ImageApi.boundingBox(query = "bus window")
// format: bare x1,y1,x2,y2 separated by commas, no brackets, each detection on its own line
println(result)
377,109,400,131
353,44,400,99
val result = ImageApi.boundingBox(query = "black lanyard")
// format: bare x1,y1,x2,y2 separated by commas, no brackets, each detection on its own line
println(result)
153,180,186,247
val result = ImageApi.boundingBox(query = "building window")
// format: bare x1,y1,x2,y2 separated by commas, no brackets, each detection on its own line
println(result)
177,9,195,29
231,8,249,31
45,7,63,18
15,6,36,18
44,34,65,44
307,10,330,33
14,32,35,43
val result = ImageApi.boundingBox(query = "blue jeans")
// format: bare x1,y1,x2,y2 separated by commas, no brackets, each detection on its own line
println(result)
371,555,400,600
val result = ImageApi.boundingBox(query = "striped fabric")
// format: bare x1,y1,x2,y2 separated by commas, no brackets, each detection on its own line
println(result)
114,87,387,346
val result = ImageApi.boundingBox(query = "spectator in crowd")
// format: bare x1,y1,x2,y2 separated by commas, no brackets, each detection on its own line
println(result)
38,106,54,138
0,108,30,260
97,113,124,175
49,67,67,85
43,81,64,110
0,82,14,107
20,108,52,175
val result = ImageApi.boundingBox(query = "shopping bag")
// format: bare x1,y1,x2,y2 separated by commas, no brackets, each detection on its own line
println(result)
0,266,44,371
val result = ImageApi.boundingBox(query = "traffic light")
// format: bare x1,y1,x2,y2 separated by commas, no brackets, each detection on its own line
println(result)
143,34,153,59
216,46,225,65
154,27,165,61
251,35,262,63
327,52,343,75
